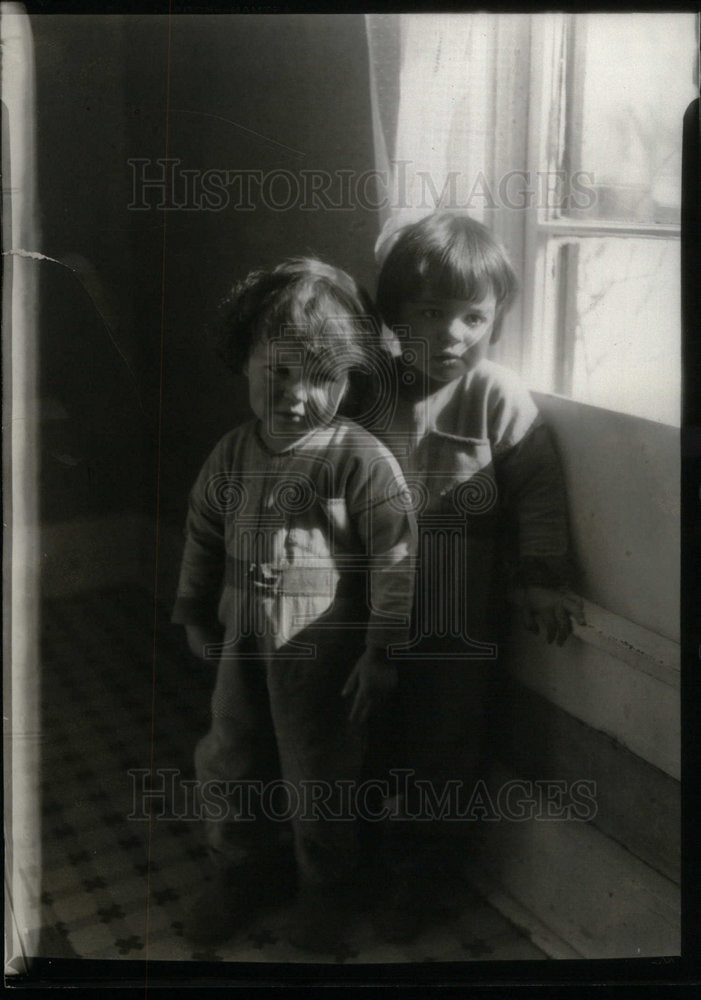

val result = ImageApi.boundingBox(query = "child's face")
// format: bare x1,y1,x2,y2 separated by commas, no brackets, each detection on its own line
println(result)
399,291,497,382
245,336,348,448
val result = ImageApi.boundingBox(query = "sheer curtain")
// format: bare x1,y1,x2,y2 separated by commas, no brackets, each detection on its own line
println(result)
365,13,532,368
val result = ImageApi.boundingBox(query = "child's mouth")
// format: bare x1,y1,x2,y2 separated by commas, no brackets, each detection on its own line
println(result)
432,354,463,367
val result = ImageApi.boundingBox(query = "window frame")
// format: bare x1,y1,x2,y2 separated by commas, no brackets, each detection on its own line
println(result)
521,13,685,416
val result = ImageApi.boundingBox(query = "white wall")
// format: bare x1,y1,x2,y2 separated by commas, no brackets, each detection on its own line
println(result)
535,393,679,643
508,393,680,775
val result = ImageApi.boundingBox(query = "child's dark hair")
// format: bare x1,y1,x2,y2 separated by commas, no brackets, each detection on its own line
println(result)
215,258,381,377
376,212,518,342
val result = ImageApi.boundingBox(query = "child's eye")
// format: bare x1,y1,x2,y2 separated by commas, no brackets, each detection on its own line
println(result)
419,308,442,319
309,371,341,388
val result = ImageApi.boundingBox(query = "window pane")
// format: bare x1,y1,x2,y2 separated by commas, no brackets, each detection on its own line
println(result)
569,238,680,424
561,14,697,224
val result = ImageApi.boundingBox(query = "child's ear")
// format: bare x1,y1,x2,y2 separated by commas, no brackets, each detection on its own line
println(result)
489,314,504,345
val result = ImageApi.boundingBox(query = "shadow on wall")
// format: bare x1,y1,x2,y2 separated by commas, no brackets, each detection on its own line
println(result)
32,13,379,599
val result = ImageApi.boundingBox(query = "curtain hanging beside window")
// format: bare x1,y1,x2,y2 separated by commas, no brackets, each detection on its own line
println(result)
366,13,498,225
364,12,533,365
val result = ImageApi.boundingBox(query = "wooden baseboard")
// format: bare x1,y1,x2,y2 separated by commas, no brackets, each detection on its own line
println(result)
460,861,583,959
463,764,680,960
503,602,680,780
493,680,680,883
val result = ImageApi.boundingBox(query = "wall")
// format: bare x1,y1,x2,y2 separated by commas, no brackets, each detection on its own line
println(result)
488,393,681,954
31,14,379,598
536,393,679,642
32,15,141,523
502,392,680,789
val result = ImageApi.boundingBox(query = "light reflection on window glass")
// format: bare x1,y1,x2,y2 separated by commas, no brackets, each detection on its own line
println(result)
570,238,680,424
562,13,697,223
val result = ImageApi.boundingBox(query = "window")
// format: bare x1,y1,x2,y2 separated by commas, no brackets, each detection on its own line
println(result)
366,12,698,426
523,13,697,425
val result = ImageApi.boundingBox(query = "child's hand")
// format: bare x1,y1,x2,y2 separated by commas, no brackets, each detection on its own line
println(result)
342,647,398,727
185,624,223,662
514,586,585,646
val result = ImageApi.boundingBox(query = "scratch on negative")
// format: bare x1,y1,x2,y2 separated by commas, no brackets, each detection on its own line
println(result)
3,249,146,416
172,107,306,160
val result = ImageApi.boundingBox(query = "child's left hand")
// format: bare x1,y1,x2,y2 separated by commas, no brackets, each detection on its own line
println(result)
342,647,398,726
514,586,585,646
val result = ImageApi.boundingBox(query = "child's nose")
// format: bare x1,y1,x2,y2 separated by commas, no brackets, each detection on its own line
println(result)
440,318,464,344
282,376,308,402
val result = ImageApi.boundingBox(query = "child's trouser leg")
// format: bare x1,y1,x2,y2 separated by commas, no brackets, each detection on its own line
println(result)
263,629,367,952
373,657,495,942
184,650,295,944
194,652,283,871
415,658,494,806
266,632,367,890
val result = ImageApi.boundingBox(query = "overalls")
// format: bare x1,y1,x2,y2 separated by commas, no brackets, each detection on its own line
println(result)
173,418,416,887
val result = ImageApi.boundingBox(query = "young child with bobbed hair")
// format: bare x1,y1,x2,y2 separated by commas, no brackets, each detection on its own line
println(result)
172,258,417,953
367,211,584,941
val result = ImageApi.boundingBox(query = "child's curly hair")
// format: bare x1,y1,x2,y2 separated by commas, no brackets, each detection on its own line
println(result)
215,258,381,377
376,212,518,343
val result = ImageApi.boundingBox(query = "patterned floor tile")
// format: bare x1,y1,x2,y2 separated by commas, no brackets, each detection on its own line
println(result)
27,587,548,965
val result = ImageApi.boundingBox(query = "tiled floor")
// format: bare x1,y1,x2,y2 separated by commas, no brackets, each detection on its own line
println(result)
29,587,547,965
